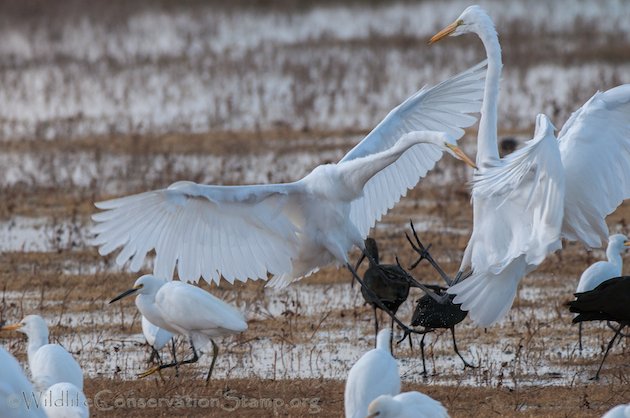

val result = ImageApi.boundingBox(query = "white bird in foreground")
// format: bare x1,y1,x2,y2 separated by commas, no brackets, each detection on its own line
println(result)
0,315,83,392
367,392,449,418
344,329,400,418
91,62,485,292
575,234,629,350
430,5,630,326
40,382,89,418
110,274,247,382
0,346,47,418
142,315,175,363
602,403,630,418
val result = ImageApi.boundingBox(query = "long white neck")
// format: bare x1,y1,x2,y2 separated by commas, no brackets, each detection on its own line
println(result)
475,24,502,166
27,330,49,367
607,244,624,270
338,132,440,195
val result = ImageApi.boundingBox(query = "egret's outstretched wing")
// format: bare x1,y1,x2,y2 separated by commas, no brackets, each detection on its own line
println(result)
340,61,487,236
559,85,630,248
92,181,301,284
449,116,565,326
156,282,247,335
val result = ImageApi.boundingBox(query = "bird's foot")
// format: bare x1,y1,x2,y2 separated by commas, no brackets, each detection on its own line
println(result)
137,365,162,379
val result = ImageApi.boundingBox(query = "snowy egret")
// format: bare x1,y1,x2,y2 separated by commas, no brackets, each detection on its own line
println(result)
110,274,247,383
576,234,629,349
40,382,89,418
142,316,175,364
92,63,485,320
0,346,47,418
355,238,411,347
431,5,630,326
602,404,630,418
0,315,83,392
344,329,400,418
367,392,449,418
567,276,630,379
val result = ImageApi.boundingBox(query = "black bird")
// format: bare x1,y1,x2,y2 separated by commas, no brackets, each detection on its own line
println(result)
567,276,630,380
355,238,411,348
405,221,475,375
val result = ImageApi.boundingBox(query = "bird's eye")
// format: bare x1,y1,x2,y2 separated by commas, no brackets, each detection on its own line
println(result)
457,19,464,26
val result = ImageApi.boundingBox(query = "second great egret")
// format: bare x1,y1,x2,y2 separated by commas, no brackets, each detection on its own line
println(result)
0,347,47,418
91,62,485,297
430,5,630,326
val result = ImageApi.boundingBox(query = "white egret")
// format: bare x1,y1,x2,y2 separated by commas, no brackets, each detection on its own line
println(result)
568,276,630,379
367,392,449,418
95,132,478,338
344,329,400,418
40,382,89,418
430,5,630,326
91,63,485,335
110,274,247,382
576,234,629,349
0,315,83,392
142,315,175,363
603,404,630,418
0,347,47,418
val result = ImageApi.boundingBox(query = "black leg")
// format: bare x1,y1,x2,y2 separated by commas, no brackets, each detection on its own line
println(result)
389,316,394,353
170,338,179,376
138,338,199,379
578,323,583,351
205,340,219,386
420,332,427,376
451,327,475,368
373,305,379,348
148,345,161,365
592,325,624,380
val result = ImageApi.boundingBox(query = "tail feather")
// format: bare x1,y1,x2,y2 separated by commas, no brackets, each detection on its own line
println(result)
448,256,528,326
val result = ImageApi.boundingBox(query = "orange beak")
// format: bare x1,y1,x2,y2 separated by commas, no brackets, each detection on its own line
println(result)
429,20,462,44
0,323,23,331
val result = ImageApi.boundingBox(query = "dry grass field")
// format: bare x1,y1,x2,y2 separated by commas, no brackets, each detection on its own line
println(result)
2,1,630,416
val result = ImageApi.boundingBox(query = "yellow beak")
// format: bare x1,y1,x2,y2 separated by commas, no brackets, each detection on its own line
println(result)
446,143,477,169
429,20,461,44
624,240,630,247
0,323,23,331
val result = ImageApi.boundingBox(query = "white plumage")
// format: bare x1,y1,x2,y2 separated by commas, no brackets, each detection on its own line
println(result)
142,315,173,352
40,382,89,418
0,315,83,392
0,347,47,418
91,63,486,287
602,404,630,418
431,5,630,326
110,274,247,380
344,329,400,418
367,392,449,418
576,234,629,293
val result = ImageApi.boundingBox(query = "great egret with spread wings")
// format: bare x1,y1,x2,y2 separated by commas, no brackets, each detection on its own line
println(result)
430,5,630,326
91,63,485,319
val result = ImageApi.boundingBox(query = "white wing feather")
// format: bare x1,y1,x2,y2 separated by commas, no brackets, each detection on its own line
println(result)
340,61,487,237
450,116,564,326
559,85,630,248
92,181,301,284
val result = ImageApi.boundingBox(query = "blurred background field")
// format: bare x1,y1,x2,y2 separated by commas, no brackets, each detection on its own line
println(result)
1,0,630,416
